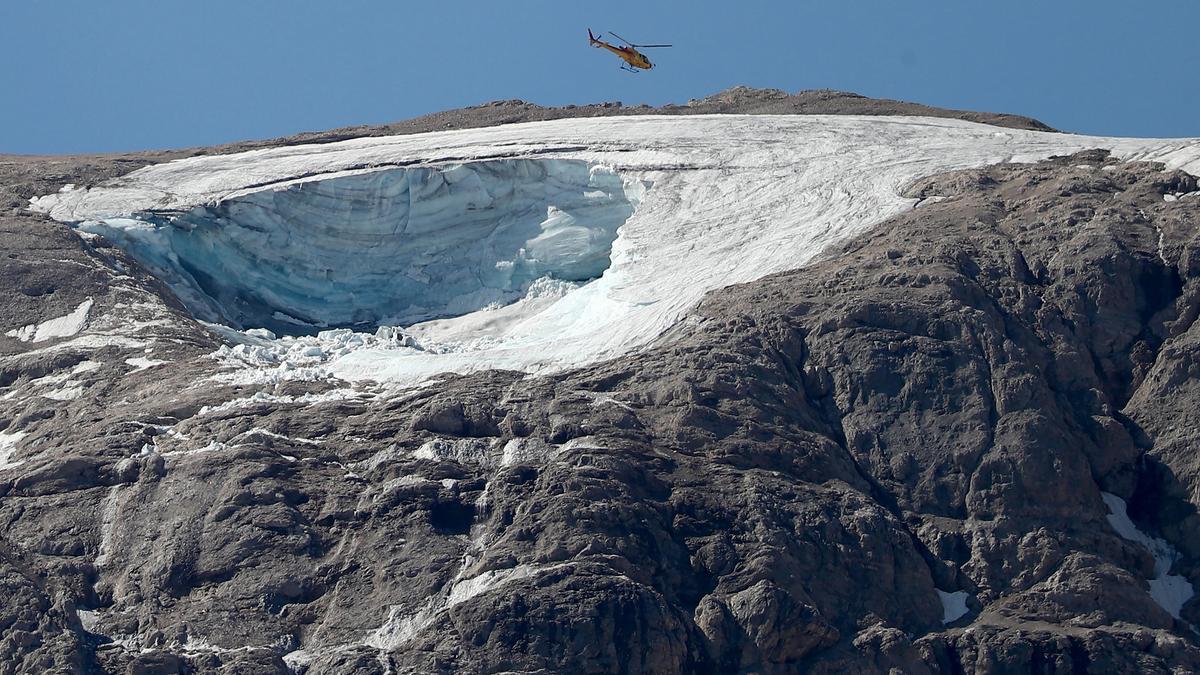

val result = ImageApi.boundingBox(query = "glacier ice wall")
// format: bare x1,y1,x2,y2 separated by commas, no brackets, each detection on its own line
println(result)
78,159,643,333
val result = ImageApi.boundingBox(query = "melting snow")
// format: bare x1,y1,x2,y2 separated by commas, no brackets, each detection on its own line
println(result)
1102,492,1195,619
5,298,93,342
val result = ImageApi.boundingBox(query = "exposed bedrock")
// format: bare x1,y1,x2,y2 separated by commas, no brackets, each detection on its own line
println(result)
3,144,1200,672
78,159,642,334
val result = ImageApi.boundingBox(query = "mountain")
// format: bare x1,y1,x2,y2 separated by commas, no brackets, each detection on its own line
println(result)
2,88,1200,674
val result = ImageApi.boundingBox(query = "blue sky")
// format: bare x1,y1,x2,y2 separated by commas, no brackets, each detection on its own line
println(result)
2,1,1196,154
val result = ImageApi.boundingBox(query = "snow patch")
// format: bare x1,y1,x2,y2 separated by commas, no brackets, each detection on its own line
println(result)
1102,492,1195,619
937,589,970,624
18,334,146,356
282,649,312,671
0,430,29,471
28,371,72,388
41,384,83,401
72,360,103,374
5,298,93,342
444,564,544,607
366,562,565,651
125,356,169,372
500,437,554,467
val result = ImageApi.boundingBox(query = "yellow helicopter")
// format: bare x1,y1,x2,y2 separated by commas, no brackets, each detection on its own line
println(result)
588,29,672,73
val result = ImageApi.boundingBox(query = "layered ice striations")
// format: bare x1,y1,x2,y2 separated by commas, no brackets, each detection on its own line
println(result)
77,159,643,334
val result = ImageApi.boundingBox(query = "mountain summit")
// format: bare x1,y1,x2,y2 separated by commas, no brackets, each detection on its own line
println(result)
3,91,1200,673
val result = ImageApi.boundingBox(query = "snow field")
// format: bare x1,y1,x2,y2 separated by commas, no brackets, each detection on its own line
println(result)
31,114,1200,385
1102,492,1195,620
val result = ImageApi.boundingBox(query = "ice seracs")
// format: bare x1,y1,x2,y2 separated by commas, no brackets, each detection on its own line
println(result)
32,114,1200,385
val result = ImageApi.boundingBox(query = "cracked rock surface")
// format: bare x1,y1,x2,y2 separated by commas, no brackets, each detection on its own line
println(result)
2,90,1200,673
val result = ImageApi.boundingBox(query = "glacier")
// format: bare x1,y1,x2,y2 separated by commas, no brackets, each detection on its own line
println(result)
32,114,1200,384
72,160,642,334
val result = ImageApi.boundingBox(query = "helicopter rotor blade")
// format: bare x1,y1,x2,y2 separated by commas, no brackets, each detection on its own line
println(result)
607,31,671,49
607,31,634,46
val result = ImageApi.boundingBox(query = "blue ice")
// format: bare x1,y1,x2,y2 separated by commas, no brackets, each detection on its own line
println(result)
77,159,642,334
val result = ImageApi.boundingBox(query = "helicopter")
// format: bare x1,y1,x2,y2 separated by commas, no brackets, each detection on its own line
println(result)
588,29,671,73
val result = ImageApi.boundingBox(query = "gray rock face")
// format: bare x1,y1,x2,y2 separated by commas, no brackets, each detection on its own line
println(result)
2,91,1199,673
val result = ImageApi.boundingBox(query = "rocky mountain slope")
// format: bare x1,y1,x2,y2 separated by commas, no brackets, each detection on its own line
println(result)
2,89,1200,673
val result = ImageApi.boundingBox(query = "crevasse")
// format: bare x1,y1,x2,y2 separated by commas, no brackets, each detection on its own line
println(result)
79,159,644,334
